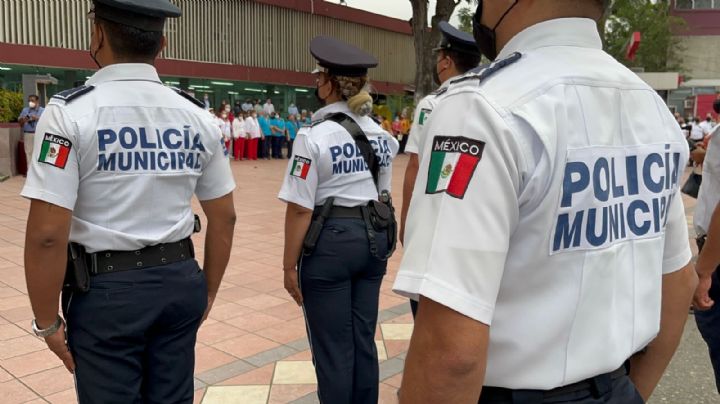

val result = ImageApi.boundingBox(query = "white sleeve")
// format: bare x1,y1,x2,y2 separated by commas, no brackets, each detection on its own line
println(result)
662,188,692,274
393,92,523,325
406,97,432,155
379,133,400,193
20,104,80,211
278,131,319,210
195,126,236,201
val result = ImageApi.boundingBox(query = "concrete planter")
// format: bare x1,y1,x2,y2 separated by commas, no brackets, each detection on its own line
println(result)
0,123,22,178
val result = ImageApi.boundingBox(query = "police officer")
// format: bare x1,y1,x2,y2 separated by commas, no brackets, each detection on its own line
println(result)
22,1,237,402
400,21,482,316
693,99,720,393
394,1,698,403
278,36,399,404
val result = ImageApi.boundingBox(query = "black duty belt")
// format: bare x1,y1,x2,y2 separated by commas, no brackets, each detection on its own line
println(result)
312,205,364,219
90,238,194,276
479,367,627,403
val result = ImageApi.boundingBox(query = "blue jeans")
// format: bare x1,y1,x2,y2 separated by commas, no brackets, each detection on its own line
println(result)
695,268,720,393
63,259,207,403
299,218,388,404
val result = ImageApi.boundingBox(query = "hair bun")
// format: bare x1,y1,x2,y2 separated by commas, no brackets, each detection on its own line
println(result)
347,91,373,116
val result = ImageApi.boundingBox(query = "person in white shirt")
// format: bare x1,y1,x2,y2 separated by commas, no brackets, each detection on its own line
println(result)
400,21,481,317
218,111,232,158
278,36,398,404
693,99,720,393
288,103,299,116
394,1,697,403
691,117,706,142
699,113,716,137
263,98,275,116
244,110,261,160
232,111,247,160
21,1,236,401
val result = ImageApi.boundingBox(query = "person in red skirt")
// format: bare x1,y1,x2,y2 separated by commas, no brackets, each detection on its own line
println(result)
232,111,247,160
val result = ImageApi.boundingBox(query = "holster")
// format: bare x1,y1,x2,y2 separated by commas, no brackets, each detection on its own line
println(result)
63,243,90,293
303,197,335,255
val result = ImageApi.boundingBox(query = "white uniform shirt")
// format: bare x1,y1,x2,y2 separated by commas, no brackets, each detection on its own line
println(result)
393,18,691,389
278,102,399,209
232,118,245,139
691,123,705,140
263,102,275,116
21,64,235,253
695,129,720,236
245,117,261,139
405,94,438,157
699,120,714,136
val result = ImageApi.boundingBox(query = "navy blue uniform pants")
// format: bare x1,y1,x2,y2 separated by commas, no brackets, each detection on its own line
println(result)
62,259,207,404
695,267,720,392
271,136,283,159
260,137,271,158
299,218,388,404
478,375,643,404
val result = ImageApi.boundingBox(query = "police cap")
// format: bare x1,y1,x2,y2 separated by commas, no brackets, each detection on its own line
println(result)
93,0,182,32
434,21,480,56
310,36,378,77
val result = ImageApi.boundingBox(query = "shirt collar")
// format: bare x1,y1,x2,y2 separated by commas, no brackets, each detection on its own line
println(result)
86,63,162,86
313,101,350,121
497,18,602,60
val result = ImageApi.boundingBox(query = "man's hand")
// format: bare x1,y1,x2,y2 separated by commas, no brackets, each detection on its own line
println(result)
44,321,75,373
284,268,303,306
202,294,216,323
693,274,714,311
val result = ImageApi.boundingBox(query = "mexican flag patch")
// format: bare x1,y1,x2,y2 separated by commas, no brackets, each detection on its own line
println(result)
38,133,72,169
426,136,485,199
290,156,311,180
419,108,432,125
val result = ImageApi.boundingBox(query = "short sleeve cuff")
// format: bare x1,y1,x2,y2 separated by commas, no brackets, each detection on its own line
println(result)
196,182,236,202
662,246,692,275
278,191,314,210
404,145,419,154
21,186,76,211
393,272,494,326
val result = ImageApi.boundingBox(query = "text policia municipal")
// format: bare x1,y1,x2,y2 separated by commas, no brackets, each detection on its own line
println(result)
552,143,685,254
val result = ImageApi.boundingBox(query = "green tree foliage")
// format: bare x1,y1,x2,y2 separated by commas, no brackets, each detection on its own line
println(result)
458,3,475,33
0,89,23,123
604,0,686,72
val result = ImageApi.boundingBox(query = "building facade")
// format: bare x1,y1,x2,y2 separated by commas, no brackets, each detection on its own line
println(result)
0,0,416,113
670,0,720,116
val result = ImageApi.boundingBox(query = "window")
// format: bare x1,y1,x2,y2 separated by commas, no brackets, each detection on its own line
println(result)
676,0,720,9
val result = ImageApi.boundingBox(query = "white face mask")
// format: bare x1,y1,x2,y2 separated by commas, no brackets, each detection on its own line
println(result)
29,102,37,109
225,106,231,113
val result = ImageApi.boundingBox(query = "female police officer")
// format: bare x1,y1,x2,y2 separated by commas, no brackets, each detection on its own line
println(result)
278,36,399,404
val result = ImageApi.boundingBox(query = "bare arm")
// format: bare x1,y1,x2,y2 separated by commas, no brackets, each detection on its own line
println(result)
282,203,313,305
24,199,75,372
400,153,419,245
400,296,488,403
629,263,697,400
694,202,720,310
199,192,236,319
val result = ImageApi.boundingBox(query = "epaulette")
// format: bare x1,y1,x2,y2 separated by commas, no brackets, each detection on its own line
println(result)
450,52,522,86
169,87,205,109
310,118,328,127
51,85,95,103
430,86,448,97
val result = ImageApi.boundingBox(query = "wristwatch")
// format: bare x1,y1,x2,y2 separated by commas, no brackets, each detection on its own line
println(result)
31,315,64,338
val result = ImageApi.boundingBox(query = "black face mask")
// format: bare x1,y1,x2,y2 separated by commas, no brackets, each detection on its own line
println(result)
472,0,518,61
433,57,445,86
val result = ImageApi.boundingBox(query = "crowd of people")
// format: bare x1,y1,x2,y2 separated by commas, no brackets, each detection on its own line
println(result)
208,98,313,161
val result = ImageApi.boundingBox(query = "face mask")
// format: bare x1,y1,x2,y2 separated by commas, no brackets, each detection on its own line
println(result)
707,117,712,122
472,0,518,61
29,102,37,109
433,57,446,86
225,106,231,113
221,114,228,119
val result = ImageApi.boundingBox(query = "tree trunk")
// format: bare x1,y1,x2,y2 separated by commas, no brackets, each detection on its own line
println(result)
409,0,463,103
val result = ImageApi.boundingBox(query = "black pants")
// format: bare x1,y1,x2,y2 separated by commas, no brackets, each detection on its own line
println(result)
63,259,207,403
694,237,720,392
299,218,388,404
478,375,643,404
271,136,283,159
287,139,295,158
398,134,409,154
260,137,271,158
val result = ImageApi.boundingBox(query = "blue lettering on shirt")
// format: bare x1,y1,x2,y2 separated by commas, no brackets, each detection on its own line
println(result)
96,125,206,172
551,144,684,254
329,139,393,175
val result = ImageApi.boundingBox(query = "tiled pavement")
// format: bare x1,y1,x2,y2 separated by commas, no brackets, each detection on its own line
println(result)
0,156,713,403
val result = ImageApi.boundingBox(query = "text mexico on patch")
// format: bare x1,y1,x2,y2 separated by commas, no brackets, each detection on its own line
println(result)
291,156,311,180
38,133,72,169
426,136,485,199
551,143,685,255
